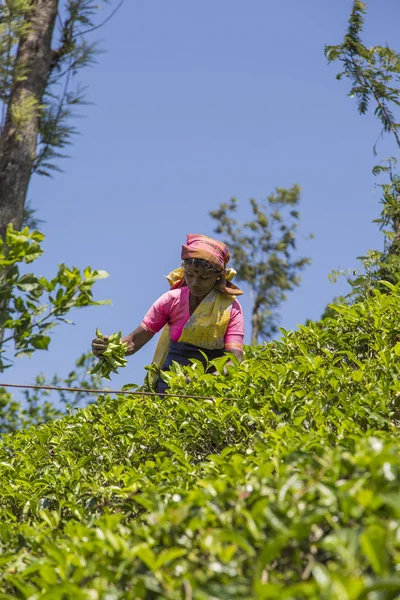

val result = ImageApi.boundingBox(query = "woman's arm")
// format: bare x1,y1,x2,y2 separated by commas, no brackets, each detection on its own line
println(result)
121,325,154,355
92,290,174,358
226,346,243,364
92,324,154,357
224,299,244,366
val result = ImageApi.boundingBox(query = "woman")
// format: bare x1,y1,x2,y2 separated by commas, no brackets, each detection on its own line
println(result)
92,234,244,392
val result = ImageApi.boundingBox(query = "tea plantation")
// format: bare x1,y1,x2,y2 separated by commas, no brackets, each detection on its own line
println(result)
1,286,400,599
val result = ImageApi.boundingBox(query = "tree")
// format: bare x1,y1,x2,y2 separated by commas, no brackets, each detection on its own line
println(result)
0,0,123,349
0,0,123,239
0,224,110,369
210,185,310,344
0,223,108,431
0,2,124,431
325,0,400,296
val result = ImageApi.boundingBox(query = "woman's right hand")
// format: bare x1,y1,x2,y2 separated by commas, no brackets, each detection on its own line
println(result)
91,335,109,357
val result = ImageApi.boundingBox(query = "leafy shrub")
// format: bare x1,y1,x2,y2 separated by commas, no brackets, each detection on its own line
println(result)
0,352,103,434
0,224,109,371
0,223,110,434
0,285,400,598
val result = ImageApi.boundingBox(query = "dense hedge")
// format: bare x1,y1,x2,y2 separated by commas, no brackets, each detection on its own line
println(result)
1,285,400,599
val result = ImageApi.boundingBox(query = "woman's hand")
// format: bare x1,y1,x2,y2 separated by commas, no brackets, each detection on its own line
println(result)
92,325,154,359
92,335,109,357
121,337,135,354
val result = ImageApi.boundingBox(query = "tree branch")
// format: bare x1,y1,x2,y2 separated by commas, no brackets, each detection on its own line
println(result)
77,0,125,38
349,55,400,150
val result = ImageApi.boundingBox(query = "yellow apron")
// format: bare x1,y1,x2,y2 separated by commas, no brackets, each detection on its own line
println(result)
148,285,235,389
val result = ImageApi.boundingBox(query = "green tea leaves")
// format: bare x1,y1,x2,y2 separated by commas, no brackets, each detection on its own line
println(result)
1,286,400,596
90,329,127,380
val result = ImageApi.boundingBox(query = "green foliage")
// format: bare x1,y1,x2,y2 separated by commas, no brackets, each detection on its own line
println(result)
0,352,102,434
0,0,32,107
0,2,120,432
368,160,400,285
210,185,310,343
89,328,128,380
34,0,109,177
325,0,400,151
0,223,109,432
10,95,42,141
325,1,400,298
1,284,400,597
0,223,110,371
0,0,113,176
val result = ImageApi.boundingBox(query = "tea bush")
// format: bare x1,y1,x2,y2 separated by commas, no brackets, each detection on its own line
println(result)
1,285,400,599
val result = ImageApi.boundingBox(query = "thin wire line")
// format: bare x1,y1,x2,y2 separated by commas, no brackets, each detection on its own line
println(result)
0,382,236,402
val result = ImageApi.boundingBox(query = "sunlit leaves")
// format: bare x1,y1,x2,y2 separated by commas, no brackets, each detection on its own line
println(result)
1,285,400,596
325,1,400,149
325,2,400,298
0,224,109,371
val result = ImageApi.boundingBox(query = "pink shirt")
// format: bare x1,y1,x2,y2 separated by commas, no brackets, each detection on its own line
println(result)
142,287,244,350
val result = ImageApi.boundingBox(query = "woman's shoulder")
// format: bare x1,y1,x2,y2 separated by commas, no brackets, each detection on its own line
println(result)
232,297,242,309
230,297,243,318
169,285,188,296
156,286,188,305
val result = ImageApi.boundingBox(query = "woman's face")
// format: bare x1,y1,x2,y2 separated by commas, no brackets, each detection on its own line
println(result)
184,264,220,298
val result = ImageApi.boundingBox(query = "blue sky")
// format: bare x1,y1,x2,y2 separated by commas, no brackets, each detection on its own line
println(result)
6,0,400,399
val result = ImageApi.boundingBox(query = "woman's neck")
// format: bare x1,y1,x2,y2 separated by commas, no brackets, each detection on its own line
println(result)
189,293,206,313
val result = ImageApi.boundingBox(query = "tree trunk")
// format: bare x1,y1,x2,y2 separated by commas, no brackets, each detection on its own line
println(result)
0,0,59,347
0,0,59,241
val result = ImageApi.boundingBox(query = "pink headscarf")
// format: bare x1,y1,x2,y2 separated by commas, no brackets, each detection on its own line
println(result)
181,234,230,271
175,234,243,296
